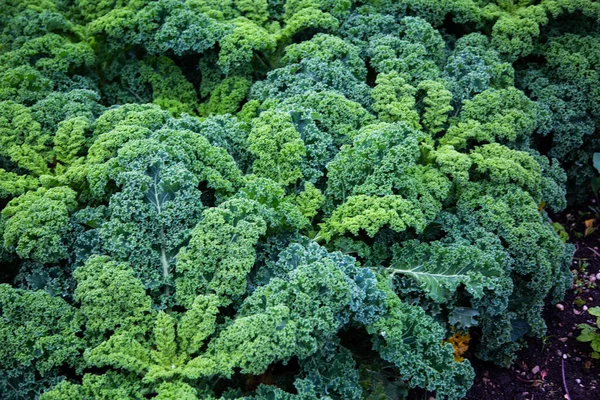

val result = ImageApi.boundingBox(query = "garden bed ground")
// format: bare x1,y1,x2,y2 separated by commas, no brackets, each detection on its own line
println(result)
464,201,600,400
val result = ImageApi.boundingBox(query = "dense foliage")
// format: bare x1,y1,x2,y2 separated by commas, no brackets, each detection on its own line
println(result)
1,0,597,398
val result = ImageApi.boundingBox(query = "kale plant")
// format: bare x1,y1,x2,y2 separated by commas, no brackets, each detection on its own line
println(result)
1,0,595,398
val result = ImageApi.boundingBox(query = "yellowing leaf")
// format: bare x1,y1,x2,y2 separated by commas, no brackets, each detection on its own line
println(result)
538,201,546,212
444,330,471,362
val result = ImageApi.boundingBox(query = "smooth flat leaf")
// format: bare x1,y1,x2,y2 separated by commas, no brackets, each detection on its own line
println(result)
576,325,597,342
593,153,600,174
591,338,600,353
588,307,600,317
449,307,479,328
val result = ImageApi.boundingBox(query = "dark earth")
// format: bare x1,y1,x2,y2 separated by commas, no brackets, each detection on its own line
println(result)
463,199,600,400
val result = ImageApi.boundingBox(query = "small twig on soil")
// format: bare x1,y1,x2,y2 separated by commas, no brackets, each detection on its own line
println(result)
515,375,545,389
586,246,600,259
562,358,571,400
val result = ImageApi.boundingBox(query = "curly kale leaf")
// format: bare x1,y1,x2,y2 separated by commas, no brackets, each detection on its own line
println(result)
175,198,267,307
0,284,83,400
1,187,77,263
366,278,474,400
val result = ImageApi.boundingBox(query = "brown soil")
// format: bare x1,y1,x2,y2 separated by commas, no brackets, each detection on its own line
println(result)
465,204,600,400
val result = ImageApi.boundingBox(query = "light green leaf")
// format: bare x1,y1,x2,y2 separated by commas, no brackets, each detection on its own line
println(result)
588,307,600,317
576,325,597,342
153,312,177,366
592,338,600,353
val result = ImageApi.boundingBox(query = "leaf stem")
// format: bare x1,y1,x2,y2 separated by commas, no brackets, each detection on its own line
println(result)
160,226,170,297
